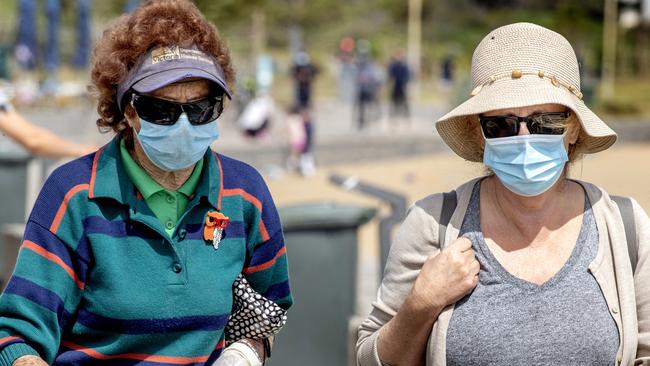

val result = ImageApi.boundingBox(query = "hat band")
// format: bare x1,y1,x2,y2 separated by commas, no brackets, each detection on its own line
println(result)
470,69,583,100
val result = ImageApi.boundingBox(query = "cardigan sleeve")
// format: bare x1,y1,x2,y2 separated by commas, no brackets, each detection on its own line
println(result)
357,195,443,366
633,198,650,363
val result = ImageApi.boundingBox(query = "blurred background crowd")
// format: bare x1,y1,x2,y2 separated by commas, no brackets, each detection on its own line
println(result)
0,1,649,164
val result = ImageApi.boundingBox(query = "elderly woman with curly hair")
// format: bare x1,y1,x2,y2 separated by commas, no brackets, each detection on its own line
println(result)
357,23,650,366
0,1,291,366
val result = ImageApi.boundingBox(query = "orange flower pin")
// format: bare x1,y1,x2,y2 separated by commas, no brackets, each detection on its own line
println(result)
203,211,230,250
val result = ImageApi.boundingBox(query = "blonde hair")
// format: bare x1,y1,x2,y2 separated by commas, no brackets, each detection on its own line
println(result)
565,112,587,163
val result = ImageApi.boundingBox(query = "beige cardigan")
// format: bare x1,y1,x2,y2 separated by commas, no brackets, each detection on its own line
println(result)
357,178,650,366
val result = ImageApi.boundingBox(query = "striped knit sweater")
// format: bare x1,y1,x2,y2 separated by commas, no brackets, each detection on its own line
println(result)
0,136,292,365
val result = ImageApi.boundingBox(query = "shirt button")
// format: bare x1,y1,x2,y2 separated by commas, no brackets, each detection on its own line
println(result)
165,221,174,230
611,307,619,314
166,195,176,204
178,228,187,240
172,263,182,273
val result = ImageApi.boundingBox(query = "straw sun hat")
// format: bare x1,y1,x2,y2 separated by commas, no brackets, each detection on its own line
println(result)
435,22,617,162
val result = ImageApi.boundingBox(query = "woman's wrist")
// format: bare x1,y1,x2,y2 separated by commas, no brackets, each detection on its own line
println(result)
405,286,445,319
377,294,442,366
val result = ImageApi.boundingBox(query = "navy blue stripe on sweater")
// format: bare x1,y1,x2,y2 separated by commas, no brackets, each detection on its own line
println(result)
75,308,231,335
0,337,23,349
27,155,94,228
247,230,285,266
83,217,157,240
3,276,72,328
263,280,291,302
262,281,291,302
24,221,89,284
205,348,224,365
54,351,206,366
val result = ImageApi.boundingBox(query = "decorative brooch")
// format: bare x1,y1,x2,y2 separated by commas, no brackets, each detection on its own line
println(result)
203,211,230,250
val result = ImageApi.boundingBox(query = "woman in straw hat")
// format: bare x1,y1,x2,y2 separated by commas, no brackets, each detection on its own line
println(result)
357,22,650,366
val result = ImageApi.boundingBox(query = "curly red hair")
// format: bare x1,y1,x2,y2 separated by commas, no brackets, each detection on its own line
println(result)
90,0,235,135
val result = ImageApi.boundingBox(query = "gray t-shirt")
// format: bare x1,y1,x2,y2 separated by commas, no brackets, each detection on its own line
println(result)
446,182,619,365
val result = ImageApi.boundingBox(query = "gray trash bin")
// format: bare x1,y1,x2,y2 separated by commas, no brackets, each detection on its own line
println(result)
1,224,24,289
268,202,376,366
0,149,37,286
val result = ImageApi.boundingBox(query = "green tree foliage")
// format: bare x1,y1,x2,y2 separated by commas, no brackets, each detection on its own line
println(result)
0,0,615,77
188,0,610,80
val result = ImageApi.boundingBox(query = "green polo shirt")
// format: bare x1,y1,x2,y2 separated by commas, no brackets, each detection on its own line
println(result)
119,140,203,236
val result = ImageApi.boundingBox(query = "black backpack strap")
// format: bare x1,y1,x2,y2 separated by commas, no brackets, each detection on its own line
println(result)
439,190,458,248
611,195,638,273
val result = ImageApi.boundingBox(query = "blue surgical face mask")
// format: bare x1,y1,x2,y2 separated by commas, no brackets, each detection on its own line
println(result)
135,113,219,172
483,134,569,197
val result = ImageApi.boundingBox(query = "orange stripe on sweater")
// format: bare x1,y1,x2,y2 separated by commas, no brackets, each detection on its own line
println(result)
61,341,210,364
222,188,262,211
222,188,270,241
49,184,89,234
214,152,224,211
88,147,104,199
243,247,287,274
258,221,270,242
23,240,85,290
214,339,225,350
0,336,20,346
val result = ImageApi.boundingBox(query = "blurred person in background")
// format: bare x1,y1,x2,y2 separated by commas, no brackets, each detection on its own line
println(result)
440,54,456,90
285,105,316,176
0,90,96,158
15,0,92,95
238,91,275,141
355,43,381,131
299,107,316,176
0,1,291,366
337,36,356,102
291,51,318,109
285,105,306,173
357,23,650,366
387,49,410,123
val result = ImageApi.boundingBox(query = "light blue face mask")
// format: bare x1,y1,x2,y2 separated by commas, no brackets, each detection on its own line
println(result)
135,113,219,172
483,134,569,197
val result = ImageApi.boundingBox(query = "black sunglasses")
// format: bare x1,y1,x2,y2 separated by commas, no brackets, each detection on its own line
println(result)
479,111,570,139
130,91,224,126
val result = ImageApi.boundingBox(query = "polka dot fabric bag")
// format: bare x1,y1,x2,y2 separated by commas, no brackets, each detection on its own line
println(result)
225,273,288,344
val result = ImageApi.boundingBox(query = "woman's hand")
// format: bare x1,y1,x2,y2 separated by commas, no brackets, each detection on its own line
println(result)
410,237,480,313
12,355,48,366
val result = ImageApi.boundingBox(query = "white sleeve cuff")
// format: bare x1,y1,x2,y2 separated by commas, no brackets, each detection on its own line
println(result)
226,341,262,366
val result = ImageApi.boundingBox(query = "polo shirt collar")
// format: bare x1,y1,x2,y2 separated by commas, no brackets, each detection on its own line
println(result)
118,139,204,200
89,136,221,209
119,139,164,200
